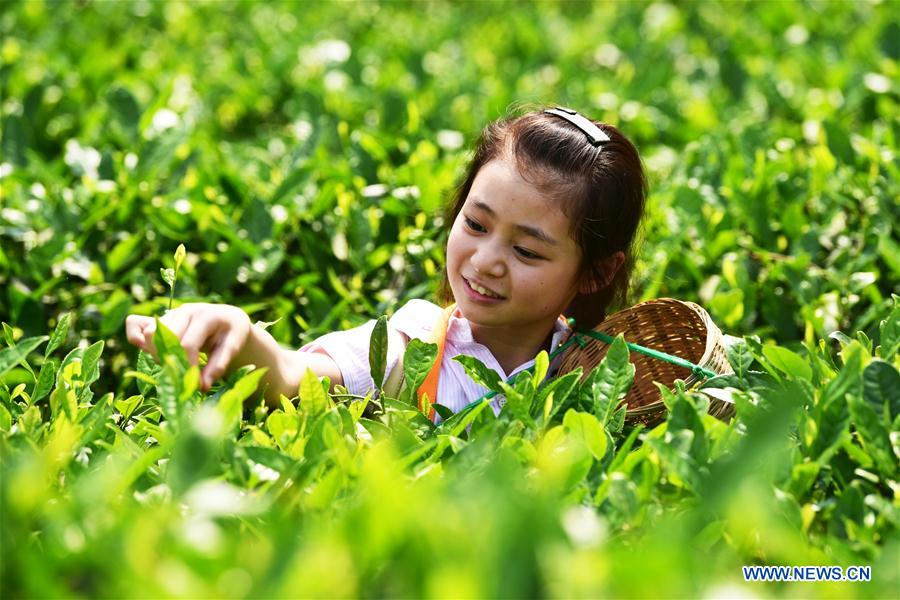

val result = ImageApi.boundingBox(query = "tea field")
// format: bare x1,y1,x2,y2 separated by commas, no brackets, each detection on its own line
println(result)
1,1,898,598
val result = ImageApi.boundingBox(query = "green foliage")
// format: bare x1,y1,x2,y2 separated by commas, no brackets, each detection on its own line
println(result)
3,308,897,597
1,1,898,597
454,353,503,391
581,335,633,430
368,314,388,388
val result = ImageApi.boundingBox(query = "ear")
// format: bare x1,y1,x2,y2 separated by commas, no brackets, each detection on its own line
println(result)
578,251,625,294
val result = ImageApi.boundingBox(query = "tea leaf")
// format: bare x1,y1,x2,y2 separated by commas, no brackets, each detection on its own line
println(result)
135,351,160,396
160,267,176,288
368,315,388,388
50,363,79,422
0,404,11,432
453,354,501,392
813,352,859,461
77,341,104,402
588,335,635,425
10,383,27,402
181,365,200,404
536,370,581,424
3,324,35,379
432,403,454,422
862,360,900,422
563,410,608,460
878,296,899,359
665,387,709,465
400,339,438,405
124,370,158,387
299,368,329,415
532,350,549,387
0,336,48,379
281,394,297,416
174,244,186,271
2,323,15,347
254,318,282,331
647,432,702,493
114,395,143,422
829,331,853,348
31,359,58,404
762,345,812,381
157,355,184,423
244,446,294,476
219,367,268,432
725,338,753,380
788,462,821,498
608,406,626,434
500,380,535,428
542,391,554,425
420,392,432,422
848,394,897,478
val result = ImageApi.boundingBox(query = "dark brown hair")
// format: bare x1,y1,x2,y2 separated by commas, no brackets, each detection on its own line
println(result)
438,107,647,329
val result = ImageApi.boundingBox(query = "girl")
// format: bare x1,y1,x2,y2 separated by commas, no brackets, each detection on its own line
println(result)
125,107,647,416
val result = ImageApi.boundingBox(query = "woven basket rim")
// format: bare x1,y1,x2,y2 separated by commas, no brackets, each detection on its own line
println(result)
559,297,734,424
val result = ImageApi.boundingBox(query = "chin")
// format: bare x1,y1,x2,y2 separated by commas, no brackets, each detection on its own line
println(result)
456,300,507,324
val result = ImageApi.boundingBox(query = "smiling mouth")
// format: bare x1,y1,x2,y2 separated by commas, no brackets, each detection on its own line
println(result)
463,276,505,299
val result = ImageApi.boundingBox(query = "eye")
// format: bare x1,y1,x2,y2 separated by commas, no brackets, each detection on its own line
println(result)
464,216,486,233
514,246,543,261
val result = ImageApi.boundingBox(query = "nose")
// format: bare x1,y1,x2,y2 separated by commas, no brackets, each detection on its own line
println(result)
470,241,506,278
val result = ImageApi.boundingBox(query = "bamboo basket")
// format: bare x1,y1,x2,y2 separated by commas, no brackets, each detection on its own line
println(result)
558,298,735,427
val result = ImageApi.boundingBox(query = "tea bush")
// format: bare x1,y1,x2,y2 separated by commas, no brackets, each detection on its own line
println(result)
1,1,898,597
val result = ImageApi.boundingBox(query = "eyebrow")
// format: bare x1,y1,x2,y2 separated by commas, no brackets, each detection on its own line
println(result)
471,200,559,246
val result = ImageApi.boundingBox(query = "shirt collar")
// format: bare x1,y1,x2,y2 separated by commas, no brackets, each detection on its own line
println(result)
445,308,572,373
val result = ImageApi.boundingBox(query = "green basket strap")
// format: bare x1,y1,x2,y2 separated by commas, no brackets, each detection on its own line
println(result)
451,324,717,420
572,329,718,379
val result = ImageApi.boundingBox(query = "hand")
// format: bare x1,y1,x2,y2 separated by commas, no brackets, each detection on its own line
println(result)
125,303,252,391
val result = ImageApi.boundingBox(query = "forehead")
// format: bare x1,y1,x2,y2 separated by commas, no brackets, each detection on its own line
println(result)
465,157,575,240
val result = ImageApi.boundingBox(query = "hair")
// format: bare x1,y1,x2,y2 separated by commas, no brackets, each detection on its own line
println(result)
437,107,647,329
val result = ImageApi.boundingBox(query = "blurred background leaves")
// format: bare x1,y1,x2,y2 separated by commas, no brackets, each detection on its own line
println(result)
2,0,897,391
1,1,898,597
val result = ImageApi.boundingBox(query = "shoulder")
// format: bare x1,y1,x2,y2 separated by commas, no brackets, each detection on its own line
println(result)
389,299,444,340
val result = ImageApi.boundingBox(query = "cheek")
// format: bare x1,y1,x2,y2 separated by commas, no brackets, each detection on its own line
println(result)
524,265,579,301
446,224,471,258
445,231,460,264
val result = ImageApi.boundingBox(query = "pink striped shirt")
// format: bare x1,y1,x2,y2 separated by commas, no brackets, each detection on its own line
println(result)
299,299,571,417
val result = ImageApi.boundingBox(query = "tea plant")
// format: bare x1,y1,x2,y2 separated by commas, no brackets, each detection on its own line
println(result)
1,0,898,597
1,0,896,394
1,294,898,597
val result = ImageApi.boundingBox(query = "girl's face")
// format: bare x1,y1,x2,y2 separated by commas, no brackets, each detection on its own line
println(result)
446,156,584,340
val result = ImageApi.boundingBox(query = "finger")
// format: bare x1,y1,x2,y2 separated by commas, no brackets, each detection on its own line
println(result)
125,315,154,350
126,315,159,358
201,331,242,391
141,320,159,359
179,315,209,367
159,309,192,340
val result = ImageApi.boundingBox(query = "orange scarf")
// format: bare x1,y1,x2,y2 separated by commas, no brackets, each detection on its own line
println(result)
417,304,567,421
417,304,455,420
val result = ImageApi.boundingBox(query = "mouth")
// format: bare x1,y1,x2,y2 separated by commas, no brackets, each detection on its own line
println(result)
462,276,505,301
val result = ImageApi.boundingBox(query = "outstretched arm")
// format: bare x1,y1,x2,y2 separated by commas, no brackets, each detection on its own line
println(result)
125,303,342,406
